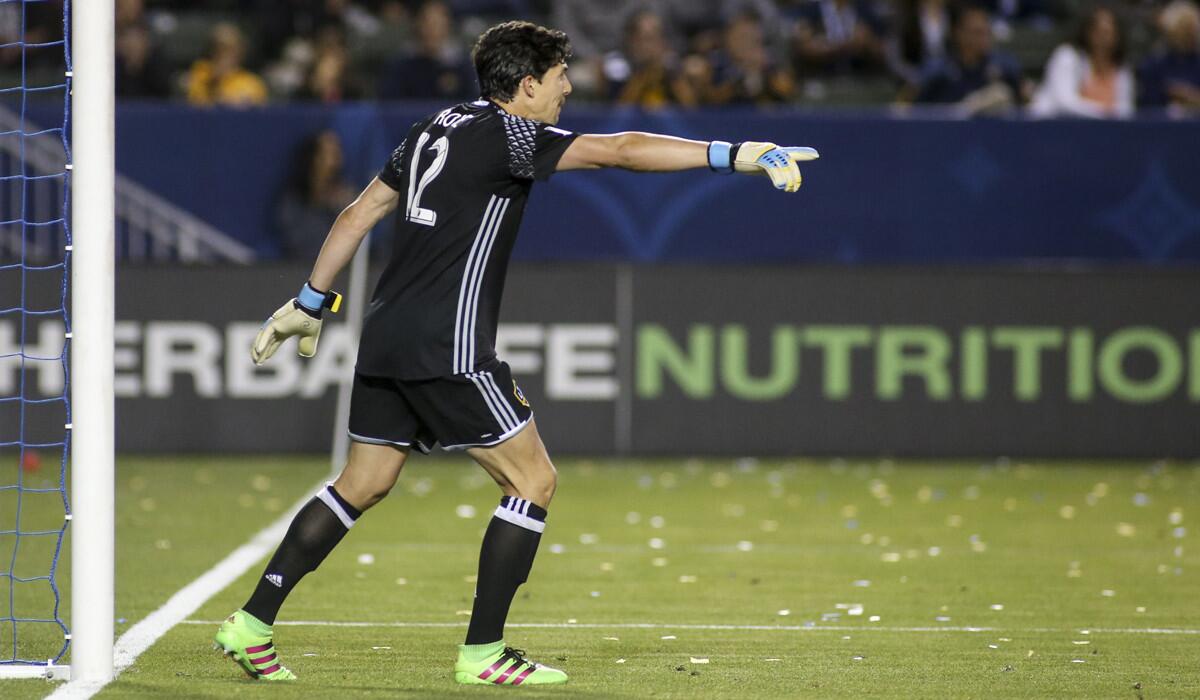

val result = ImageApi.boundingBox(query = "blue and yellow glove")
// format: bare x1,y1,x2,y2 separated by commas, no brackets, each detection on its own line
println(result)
251,282,342,365
708,141,820,193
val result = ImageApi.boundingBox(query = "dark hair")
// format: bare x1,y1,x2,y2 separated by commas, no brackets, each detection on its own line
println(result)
472,21,571,102
951,2,991,30
1076,6,1126,64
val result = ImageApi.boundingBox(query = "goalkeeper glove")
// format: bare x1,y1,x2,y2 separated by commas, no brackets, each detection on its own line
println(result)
708,141,820,193
251,281,343,365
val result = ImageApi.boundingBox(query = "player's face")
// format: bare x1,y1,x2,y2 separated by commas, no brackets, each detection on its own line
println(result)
533,63,571,124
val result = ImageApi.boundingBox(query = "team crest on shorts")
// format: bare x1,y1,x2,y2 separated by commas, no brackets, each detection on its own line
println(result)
512,380,530,407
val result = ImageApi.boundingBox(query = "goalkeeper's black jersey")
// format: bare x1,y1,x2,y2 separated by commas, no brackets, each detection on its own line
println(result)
357,100,578,380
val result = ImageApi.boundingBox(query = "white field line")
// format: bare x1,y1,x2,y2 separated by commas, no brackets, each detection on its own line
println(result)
45,484,322,700
180,620,1200,635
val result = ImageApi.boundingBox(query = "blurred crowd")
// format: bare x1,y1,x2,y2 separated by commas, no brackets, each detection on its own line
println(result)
2,0,1199,117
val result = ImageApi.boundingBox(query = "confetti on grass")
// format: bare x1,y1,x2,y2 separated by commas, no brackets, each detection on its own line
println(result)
690,657,710,664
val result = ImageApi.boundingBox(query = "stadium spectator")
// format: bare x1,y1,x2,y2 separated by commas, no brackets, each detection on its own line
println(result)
302,25,364,102
186,23,269,107
0,0,62,71
254,0,380,65
551,0,665,61
116,23,171,99
791,0,888,76
1030,6,1133,118
601,10,698,108
114,0,170,98
667,0,787,51
700,11,796,105
276,130,356,259
377,0,475,100
888,0,952,86
911,4,1026,116
983,0,1060,35
1137,0,1200,112
551,0,673,97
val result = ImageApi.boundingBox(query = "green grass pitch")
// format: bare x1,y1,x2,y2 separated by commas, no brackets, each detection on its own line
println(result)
4,455,1200,698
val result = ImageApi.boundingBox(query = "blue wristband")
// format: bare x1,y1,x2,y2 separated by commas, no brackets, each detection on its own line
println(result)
708,141,734,174
297,282,326,314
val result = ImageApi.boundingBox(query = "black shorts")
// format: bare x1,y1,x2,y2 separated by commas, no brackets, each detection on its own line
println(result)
348,359,533,453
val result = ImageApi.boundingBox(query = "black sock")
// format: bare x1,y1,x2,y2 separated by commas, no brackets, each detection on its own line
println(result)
464,496,547,645
242,483,361,625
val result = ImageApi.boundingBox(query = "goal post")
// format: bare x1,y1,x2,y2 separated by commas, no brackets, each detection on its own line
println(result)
68,0,116,684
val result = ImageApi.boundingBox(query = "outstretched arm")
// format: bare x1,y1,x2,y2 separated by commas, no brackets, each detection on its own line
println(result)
557,132,819,192
557,132,709,172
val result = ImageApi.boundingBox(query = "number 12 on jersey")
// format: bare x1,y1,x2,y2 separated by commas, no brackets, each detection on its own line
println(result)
406,131,449,226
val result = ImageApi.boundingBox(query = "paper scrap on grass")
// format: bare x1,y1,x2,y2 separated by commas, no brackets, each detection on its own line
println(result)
603,637,619,641
690,657,710,664
455,504,476,518
661,635,677,640
357,553,375,565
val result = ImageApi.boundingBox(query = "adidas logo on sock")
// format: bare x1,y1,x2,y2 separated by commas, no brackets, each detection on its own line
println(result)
265,573,283,588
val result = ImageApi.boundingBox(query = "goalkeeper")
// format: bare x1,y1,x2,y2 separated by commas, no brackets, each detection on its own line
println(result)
216,19,817,688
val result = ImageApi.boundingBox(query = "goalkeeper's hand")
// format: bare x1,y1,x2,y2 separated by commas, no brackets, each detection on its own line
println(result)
707,141,820,193
251,282,342,365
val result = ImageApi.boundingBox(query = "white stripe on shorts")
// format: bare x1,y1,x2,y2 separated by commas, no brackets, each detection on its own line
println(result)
479,371,520,427
468,372,515,432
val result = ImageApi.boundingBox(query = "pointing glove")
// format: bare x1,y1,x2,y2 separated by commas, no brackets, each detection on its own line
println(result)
708,141,820,193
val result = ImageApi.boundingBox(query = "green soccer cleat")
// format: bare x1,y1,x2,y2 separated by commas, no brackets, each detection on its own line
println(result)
213,610,297,681
454,641,568,686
